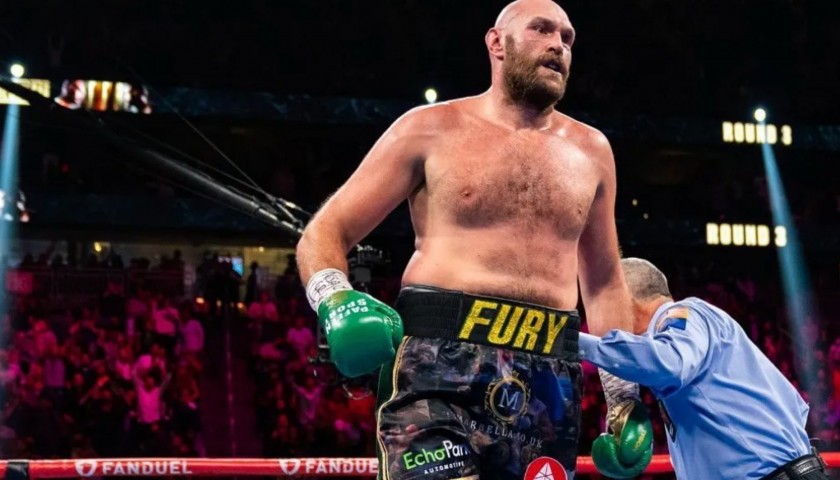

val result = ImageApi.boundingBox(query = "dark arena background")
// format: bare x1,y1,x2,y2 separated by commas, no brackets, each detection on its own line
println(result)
0,1,839,479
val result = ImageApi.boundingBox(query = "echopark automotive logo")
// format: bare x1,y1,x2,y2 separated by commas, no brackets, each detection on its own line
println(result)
525,457,567,480
75,460,98,477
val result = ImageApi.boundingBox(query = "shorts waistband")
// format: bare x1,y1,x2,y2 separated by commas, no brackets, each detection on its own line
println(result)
395,285,580,360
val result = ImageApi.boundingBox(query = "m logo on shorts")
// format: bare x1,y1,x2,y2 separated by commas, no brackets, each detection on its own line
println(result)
457,300,569,355
485,373,530,424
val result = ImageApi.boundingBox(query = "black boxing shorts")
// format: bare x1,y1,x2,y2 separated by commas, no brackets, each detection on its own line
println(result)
376,285,582,480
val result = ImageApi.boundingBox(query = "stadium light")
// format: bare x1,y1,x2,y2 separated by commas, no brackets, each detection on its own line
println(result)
754,107,767,123
424,88,438,104
9,64,24,79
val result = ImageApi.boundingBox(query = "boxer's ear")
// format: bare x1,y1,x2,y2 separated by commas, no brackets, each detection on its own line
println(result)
486,28,504,59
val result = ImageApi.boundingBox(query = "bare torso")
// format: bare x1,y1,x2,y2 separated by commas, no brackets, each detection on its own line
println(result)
402,97,602,309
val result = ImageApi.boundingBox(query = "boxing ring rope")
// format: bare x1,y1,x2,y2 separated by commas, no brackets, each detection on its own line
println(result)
0,454,837,478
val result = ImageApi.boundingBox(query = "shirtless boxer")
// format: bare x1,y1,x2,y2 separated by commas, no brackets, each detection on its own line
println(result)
297,1,652,478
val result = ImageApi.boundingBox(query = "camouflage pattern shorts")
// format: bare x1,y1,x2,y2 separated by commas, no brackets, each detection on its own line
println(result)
376,286,582,480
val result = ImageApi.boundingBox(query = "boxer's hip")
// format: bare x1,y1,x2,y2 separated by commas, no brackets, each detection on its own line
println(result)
375,285,583,479
394,284,580,361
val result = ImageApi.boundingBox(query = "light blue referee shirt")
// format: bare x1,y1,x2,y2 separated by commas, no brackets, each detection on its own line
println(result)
579,297,811,479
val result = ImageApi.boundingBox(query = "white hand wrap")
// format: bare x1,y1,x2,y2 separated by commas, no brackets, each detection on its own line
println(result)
306,268,353,311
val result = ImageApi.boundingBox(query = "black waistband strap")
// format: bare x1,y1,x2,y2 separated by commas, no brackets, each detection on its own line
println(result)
761,453,827,480
395,285,580,360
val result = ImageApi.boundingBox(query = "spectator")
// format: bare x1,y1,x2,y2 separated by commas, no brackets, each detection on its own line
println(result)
293,375,324,442
286,316,315,360
248,290,278,323
151,296,179,354
180,310,205,356
135,372,165,454
134,343,167,381
114,344,135,382
245,261,260,306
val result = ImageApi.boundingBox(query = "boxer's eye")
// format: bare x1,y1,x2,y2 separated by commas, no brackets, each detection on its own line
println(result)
562,31,576,45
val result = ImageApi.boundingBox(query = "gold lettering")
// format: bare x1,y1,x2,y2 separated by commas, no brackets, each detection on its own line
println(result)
781,125,793,146
706,223,719,245
542,313,569,354
722,122,734,142
767,125,778,144
745,224,757,246
488,306,523,345
757,225,770,246
775,226,787,247
722,121,792,147
458,300,496,339
734,122,745,143
513,310,545,351
720,223,732,245
745,123,756,143
733,224,744,246
633,430,648,451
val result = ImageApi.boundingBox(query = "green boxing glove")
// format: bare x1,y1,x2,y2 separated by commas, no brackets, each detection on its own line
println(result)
592,369,654,479
307,269,403,378
591,400,654,478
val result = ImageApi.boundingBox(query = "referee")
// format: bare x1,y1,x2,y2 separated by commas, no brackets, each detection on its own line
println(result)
579,258,829,480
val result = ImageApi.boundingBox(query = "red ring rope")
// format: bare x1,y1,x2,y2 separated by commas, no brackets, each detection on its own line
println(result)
0,453,836,477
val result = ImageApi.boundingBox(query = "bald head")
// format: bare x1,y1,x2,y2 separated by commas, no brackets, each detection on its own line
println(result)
495,0,567,29
621,258,672,302
486,0,574,112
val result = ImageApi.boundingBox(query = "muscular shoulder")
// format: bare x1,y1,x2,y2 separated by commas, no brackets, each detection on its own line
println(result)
552,112,614,166
392,100,466,138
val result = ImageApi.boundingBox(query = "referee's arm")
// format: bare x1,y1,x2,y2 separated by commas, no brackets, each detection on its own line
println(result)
579,309,711,396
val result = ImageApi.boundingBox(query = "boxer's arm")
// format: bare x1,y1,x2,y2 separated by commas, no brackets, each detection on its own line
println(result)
577,132,633,336
579,309,710,395
296,107,430,284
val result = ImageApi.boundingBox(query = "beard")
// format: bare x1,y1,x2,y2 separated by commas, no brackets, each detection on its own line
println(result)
502,35,568,111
